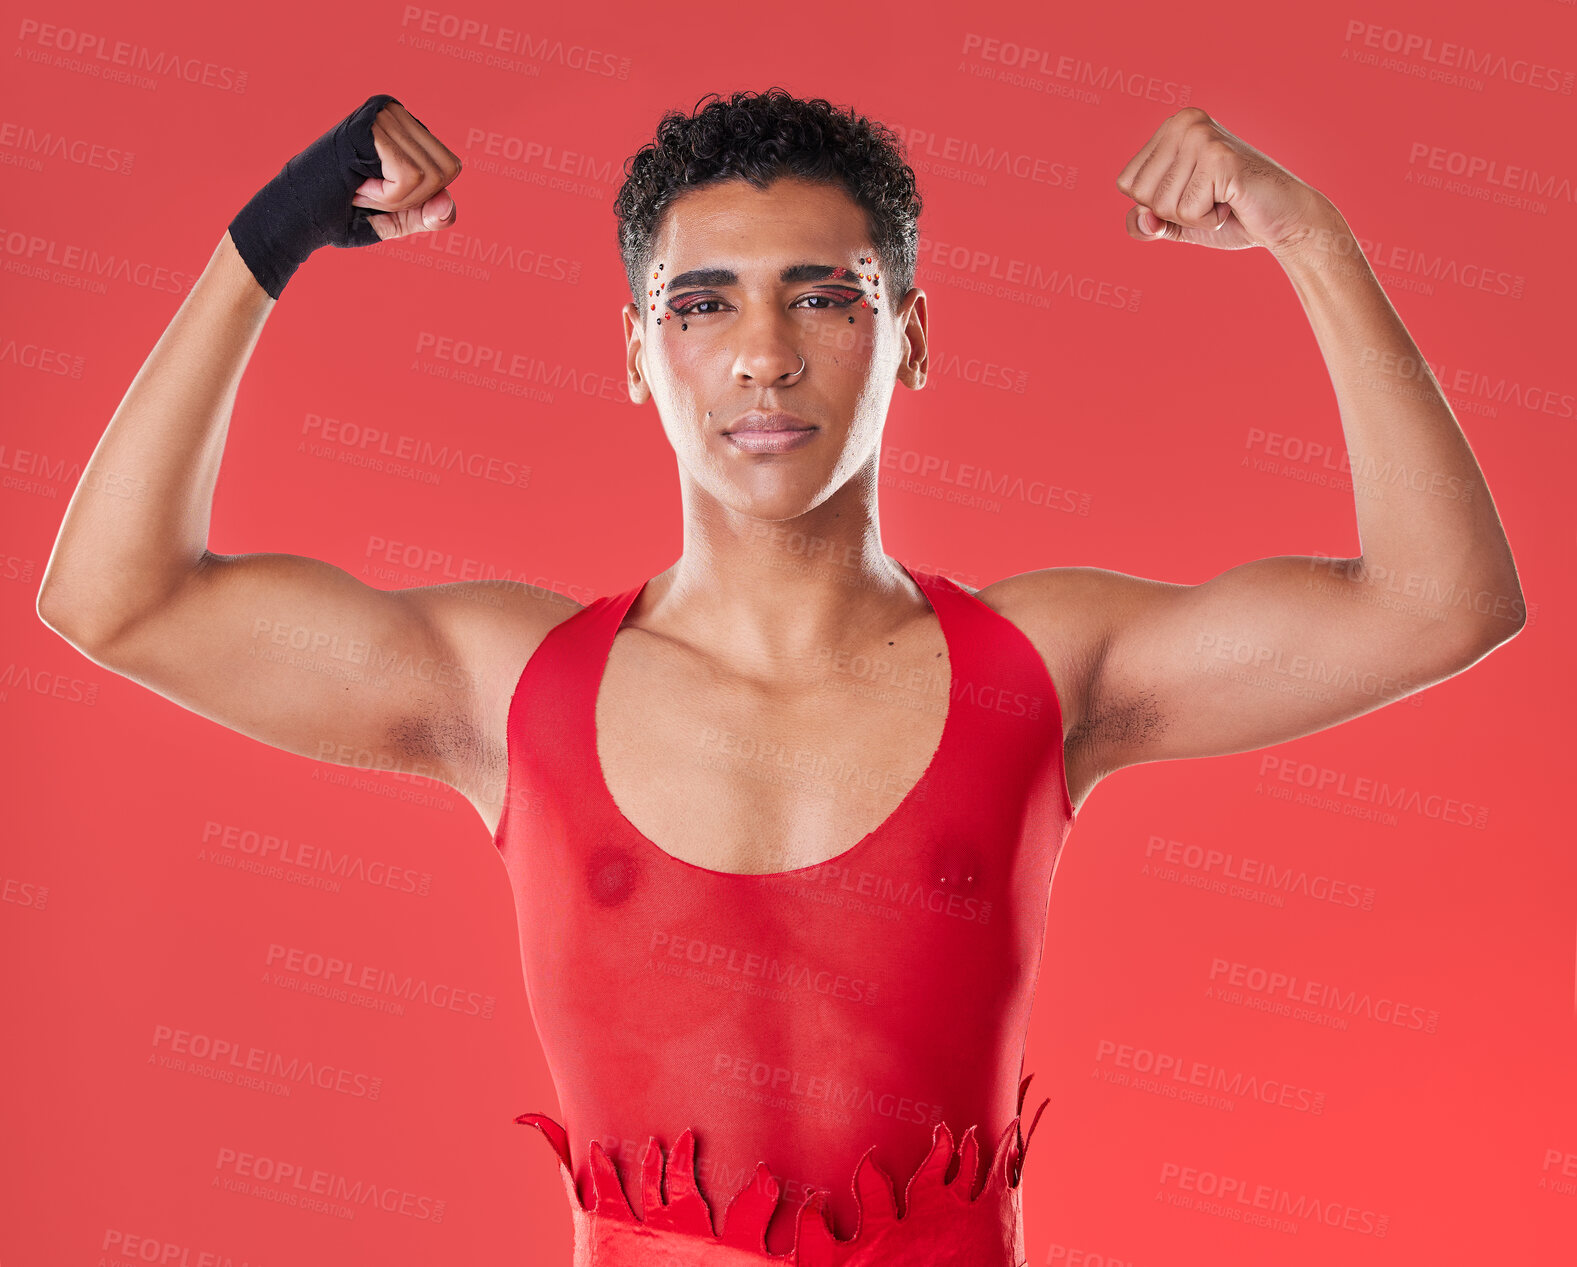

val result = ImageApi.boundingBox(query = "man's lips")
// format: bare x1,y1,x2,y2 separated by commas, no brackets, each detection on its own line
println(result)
723,411,815,434
721,412,821,453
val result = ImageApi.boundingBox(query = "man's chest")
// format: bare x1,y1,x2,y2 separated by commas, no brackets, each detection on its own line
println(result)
594,625,953,875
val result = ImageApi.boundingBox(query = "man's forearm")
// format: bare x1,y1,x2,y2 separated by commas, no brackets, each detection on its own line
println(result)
1272,200,1525,640
37,231,274,647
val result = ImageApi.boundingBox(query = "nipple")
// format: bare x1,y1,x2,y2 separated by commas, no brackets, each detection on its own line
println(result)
585,843,643,907
931,839,983,892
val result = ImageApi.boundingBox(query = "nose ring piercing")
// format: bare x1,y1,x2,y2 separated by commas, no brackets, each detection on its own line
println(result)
786,355,806,379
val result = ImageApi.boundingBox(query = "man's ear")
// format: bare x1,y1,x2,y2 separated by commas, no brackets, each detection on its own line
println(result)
896,288,928,391
622,301,652,404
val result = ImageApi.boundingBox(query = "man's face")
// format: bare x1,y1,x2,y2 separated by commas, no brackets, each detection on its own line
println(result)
622,176,927,523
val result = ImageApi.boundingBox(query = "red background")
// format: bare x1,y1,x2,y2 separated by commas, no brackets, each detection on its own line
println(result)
2,0,1572,1262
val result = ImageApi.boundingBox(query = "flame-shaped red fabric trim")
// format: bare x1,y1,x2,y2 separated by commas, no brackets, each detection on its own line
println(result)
515,1074,1051,1265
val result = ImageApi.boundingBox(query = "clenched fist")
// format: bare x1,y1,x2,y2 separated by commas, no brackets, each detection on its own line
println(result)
228,93,464,299
1115,107,1331,257
348,99,463,241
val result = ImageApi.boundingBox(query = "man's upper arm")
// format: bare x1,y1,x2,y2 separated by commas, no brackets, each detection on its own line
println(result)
75,550,581,793
983,556,1519,779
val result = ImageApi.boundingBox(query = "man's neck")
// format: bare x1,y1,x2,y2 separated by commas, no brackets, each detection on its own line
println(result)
638,474,926,669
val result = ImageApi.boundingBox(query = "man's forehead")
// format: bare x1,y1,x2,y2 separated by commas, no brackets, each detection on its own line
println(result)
655,177,868,259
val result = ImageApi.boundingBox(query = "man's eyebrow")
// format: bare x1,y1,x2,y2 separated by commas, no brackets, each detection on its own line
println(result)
663,263,863,290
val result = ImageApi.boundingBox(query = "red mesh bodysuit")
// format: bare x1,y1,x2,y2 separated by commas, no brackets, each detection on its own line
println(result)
493,564,1077,1264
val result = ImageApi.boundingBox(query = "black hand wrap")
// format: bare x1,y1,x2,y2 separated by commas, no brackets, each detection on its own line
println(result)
229,93,415,299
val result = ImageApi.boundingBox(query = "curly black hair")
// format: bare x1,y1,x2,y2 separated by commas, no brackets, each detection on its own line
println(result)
614,88,923,318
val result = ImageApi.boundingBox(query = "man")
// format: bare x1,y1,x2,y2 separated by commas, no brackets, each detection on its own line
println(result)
37,89,1523,1264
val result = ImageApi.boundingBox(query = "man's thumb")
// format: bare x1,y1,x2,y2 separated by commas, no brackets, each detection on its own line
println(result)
421,191,457,229
1135,207,1170,238
367,190,458,241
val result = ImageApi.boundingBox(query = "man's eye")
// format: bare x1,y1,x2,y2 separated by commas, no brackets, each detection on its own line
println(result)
669,290,858,316
796,292,857,309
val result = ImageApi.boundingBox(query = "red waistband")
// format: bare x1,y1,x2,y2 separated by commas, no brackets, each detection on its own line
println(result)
515,1074,1049,1266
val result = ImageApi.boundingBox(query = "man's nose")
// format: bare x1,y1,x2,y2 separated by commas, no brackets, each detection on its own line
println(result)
732,322,805,382
737,355,804,383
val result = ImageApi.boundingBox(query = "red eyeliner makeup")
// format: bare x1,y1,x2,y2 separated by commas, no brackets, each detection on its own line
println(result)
653,259,879,330
832,262,875,321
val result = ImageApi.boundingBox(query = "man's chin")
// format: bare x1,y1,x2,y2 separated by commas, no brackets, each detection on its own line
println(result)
716,480,832,525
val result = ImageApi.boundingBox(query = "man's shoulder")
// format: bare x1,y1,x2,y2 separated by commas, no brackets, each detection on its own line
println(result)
971,563,1169,626
405,578,589,679
970,564,1116,627
398,579,590,835
971,563,1198,732
961,567,1124,735
402,580,587,731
